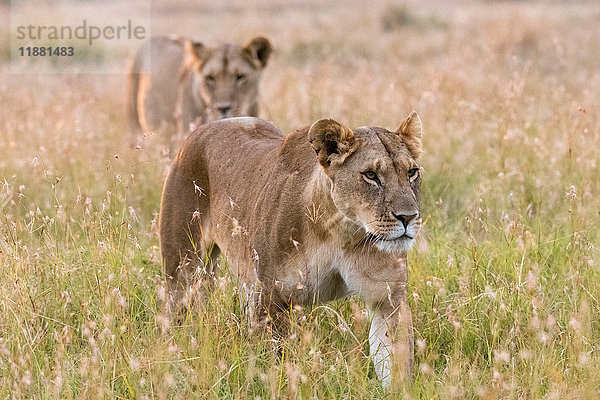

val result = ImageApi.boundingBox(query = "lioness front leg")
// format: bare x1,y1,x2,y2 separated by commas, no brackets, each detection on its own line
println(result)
367,286,414,389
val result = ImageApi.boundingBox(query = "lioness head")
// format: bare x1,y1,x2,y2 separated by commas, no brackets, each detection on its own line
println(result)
183,37,272,119
309,112,424,253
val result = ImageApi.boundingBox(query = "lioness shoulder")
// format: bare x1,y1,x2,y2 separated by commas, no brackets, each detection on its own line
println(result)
159,113,424,388
127,36,272,145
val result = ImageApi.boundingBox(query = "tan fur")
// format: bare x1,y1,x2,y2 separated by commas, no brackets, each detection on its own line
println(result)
159,113,424,388
127,36,272,144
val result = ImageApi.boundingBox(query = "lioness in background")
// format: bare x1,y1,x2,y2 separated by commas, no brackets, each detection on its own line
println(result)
127,35,272,143
159,112,424,388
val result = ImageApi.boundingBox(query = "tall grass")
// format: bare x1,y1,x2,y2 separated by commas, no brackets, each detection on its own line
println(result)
1,0,599,398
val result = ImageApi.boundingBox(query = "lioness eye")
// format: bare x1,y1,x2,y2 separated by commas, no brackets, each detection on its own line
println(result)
363,170,379,183
408,167,419,182
236,74,247,82
205,75,215,84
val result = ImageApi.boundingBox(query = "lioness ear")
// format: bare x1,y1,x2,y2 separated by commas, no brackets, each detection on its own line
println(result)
181,40,208,83
309,119,355,168
185,40,208,61
244,36,272,68
396,111,423,159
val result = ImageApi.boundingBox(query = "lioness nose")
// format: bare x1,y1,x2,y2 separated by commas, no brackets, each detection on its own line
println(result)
392,213,417,228
215,104,232,117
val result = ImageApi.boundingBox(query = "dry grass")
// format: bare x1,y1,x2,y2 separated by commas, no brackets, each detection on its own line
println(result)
1,0,600,398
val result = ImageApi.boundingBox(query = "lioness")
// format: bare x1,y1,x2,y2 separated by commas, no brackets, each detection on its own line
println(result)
127,35,272,142
159,113,424,387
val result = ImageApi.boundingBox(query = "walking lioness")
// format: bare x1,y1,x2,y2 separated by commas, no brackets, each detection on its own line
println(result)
159,112,424,387
127,35,272,143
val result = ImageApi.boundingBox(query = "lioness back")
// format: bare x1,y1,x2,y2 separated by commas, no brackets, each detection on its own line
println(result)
159,117,312,286
127,36,272,146
127,36,185,136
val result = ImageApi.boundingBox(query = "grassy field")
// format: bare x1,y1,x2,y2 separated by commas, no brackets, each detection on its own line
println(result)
1,0,600,398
